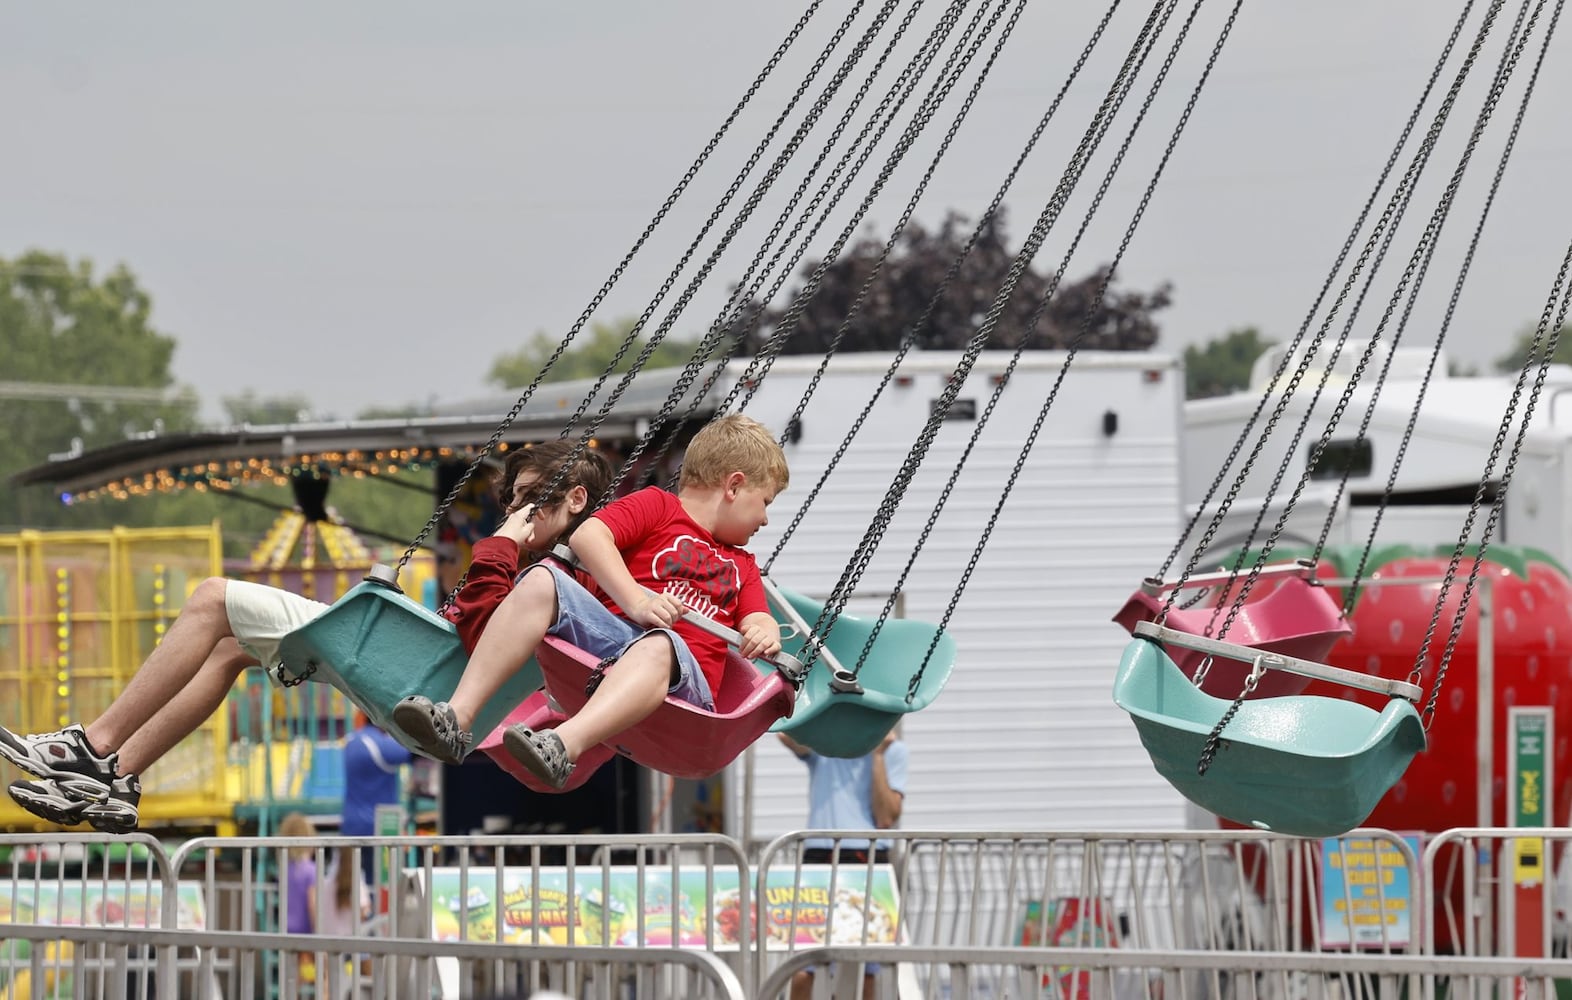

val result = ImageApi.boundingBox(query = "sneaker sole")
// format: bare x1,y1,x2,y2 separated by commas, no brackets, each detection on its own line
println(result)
502,727,568,790
81,804,139,835
0,741,111,796
391,700,466,765
9,785,88,828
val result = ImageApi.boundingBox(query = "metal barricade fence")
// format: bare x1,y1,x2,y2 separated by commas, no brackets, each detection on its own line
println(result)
1422,827,1572,959
166,833,754,997
0,832,178,999
755,945,1572,1000
0,922,747,1000
753,830,1421,999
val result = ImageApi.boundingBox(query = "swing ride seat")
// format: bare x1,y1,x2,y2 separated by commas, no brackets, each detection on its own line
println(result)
767,584,955,758
534,636,797,780
275,569,543,760
478,690,617,793
1111,564,1352,700
1112,622,1426,838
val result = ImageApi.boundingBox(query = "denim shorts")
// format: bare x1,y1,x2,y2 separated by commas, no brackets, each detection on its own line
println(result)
526,563,714,711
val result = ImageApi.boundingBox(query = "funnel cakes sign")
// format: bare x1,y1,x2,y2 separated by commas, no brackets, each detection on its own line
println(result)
418,865,901,949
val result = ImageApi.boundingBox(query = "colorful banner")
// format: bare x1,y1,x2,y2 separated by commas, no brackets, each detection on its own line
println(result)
0,880,206,930
418,865,901,950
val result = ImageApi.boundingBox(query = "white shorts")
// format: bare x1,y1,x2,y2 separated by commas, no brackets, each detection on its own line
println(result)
224,580,330,674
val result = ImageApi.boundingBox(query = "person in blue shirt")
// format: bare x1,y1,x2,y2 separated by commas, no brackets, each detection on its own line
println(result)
779,730,906,999
779,730,906,861
341,711,412,882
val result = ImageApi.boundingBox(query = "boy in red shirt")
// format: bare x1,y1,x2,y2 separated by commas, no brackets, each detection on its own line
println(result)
394,414,789,788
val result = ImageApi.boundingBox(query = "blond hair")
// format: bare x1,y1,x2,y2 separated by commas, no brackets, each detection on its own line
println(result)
679,414,789,492
278,812,316,860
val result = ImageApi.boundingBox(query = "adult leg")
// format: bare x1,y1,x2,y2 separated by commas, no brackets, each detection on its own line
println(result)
85,576,239,760
112,637,253,774
551,635,673,762
445,569,557,731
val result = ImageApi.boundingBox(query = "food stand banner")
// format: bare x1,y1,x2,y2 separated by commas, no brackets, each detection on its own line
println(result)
419,864,900,949
0,881,205,930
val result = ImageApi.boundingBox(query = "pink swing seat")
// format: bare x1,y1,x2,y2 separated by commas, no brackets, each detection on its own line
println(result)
1112,566,1351,700
478,689,618,793
531,635,797,780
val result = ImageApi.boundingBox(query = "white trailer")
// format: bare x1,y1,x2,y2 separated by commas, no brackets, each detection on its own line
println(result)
1182,339,1572,568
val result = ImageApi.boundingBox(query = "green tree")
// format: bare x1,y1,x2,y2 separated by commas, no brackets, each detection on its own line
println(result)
728,210,1172,354
487,318,703,390
0,251,201,531
1494,323,1572,372
1183,327,1274,399
222,390,315,425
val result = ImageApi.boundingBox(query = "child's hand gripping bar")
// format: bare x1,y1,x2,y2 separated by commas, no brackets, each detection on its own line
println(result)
650,589,807,685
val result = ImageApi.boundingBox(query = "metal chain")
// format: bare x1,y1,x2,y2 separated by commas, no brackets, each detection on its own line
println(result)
1158,0,1508,628
600,0,958,501
1197,656,1263,775
523,0,893,509
759,0,1150,572
395,0,826,594
1312,0,1538,589
892,0,1241,698
728,0,1018,423
1411,236,1572,726
801,0,1188,675
1153,0,1483,583
1344,0,1559,613
1209,0,1526,676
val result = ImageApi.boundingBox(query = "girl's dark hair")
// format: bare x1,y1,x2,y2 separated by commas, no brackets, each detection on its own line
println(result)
494,440,614,538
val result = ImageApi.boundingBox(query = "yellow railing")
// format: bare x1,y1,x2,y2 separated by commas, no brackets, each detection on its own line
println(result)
0,524,227,832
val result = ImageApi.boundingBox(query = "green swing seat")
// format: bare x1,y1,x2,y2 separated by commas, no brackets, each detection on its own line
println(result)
1112,622,1426,837
767,582,955,758
274,567,542,760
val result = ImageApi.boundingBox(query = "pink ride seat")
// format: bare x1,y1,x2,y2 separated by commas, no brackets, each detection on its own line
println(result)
478,690,616,793
1112,572,1352,699
533,636,796,780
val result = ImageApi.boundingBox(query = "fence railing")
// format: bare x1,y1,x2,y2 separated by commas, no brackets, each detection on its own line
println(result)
0,826,1564,999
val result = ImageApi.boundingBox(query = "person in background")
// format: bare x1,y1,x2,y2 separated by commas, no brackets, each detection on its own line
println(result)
340,710,412,884
779,731,906,862
277,812,320,980
778,730,907,1000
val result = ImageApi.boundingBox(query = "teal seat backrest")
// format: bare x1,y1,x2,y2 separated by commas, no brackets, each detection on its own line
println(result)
768,586,956,758
276,580,542,759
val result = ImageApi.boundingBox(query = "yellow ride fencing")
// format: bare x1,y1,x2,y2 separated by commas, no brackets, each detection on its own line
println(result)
0,522,441,836
0,524,227,832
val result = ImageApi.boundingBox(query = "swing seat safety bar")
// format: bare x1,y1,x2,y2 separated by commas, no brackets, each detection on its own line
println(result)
1138,558,1318,597
760,576,862,694
1132,620,1419,701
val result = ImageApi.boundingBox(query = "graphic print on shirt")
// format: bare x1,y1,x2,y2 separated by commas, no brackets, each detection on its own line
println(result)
650,535,741,619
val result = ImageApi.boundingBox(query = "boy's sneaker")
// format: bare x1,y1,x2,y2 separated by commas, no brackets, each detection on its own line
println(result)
0,724,119,800
390,696,472,764
502,725,573,790
9,773,141,834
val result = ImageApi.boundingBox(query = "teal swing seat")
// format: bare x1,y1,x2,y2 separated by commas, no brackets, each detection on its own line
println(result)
1112,621,1426,837
767,579,956,758
274,565,542,760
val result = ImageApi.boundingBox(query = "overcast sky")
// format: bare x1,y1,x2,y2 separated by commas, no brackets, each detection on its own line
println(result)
3,1,1567,423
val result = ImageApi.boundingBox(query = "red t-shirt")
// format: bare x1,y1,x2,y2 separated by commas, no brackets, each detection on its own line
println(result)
589,486,768,697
